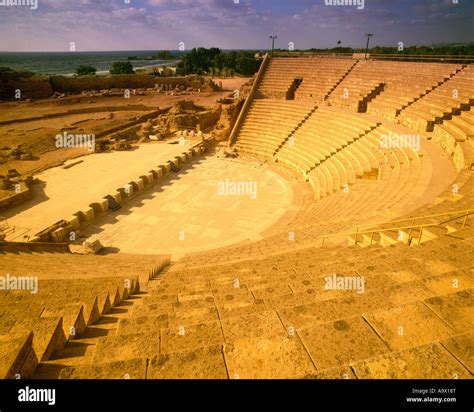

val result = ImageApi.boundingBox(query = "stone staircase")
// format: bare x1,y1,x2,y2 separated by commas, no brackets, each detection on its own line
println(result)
0,253,169,379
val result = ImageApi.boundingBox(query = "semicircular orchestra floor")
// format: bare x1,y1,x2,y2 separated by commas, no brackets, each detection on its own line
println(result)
83,156,296,257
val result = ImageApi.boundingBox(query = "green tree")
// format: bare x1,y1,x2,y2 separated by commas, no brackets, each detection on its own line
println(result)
75,65,97,76
0,67,35,80
154,51,177,60
110,61,135,75
175,48,261,76
235,52,261,75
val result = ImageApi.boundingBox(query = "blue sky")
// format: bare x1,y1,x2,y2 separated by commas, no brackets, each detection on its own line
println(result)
0,0,472,51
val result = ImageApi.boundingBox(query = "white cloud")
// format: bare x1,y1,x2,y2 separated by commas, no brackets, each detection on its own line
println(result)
0,0,471,51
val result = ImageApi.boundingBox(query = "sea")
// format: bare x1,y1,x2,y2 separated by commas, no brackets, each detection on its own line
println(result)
0,50,183,76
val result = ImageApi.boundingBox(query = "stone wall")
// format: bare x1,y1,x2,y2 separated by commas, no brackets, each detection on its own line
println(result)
167,109,221,132
0,187,32,212
50,74,203,94
432,126,470,171
0,241,70,253
213,101,244,141
2,74,210,99
4,76,54,99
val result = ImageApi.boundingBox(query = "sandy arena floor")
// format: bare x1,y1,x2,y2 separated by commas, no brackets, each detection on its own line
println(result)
3,142,194,239
81,157,293,258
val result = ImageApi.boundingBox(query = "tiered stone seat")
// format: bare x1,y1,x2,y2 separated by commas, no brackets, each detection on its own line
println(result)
57,227,473,378
399,65,474,131
327,61,387,111
275,107,378,176
325,123,424,204
295,60,355,101
366,61,461,120
234,99,316,158
0,252,166,378
432,109,474,171
434,108,474,143
0,332,37,379
258,57,354,101
279,117,422,202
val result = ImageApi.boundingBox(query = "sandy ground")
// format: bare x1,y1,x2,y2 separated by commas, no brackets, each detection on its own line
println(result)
0,77,251,123
0,76,252,176
0,110,153,176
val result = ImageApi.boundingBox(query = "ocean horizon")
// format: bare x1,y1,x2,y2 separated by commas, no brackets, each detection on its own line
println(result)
0,50,188,76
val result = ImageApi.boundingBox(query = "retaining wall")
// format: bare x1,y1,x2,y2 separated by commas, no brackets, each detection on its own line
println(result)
0,187,32,212
50,74,202,94
3,74,204,99
0,241,70,253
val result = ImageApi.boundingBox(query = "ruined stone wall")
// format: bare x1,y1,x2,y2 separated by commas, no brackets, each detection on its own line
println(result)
3,73,215,100
213,101,244,141
4,76,54,99
0,241,70,253
200,109,222,131
107,124,142,142
0,187,32,212
162,108,221,133
50,74,202,94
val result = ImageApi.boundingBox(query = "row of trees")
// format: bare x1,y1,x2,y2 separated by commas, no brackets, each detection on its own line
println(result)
299,43,474,56
291,44,474,63
0,67,35,80
76,61,135,76
175,48,261,76
127,50,179,61
75,49,261,77
359,44,474,55
154,50,178,60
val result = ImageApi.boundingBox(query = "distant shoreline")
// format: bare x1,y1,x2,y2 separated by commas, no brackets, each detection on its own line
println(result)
62,61,180,78
0,51,182,77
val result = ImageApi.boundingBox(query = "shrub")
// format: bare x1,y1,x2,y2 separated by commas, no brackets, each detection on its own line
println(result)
110,61,134,75
75,65,97,76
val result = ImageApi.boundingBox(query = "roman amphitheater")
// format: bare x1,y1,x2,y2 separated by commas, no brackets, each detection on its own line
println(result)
1,55,473,380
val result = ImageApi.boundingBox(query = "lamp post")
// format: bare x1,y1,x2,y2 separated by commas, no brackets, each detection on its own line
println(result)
269,35,278,56
365,33,373,59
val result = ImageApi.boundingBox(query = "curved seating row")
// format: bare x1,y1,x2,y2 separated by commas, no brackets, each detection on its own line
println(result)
234,99,316,158
399,65,474,132
365,61,461,119
258,58,354,101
